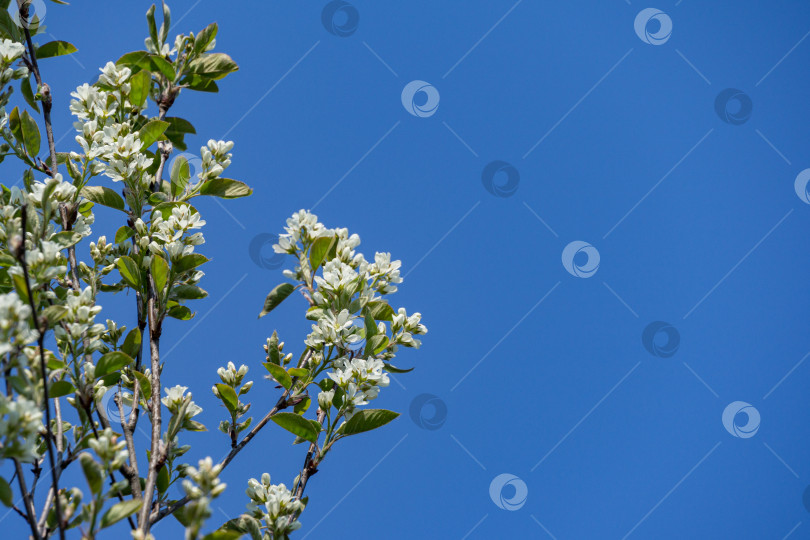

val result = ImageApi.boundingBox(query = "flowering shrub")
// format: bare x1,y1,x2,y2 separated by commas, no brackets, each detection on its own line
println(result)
0,2,426,539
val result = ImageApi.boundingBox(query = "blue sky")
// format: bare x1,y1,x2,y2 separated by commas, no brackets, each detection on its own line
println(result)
5,0,810,538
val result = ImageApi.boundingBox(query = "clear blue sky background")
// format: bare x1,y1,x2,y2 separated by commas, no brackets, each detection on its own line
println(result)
4,0,810,538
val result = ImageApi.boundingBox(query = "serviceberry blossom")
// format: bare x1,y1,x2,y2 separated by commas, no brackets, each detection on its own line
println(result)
0,292,37,356
0,393,42,462
246,473,305,537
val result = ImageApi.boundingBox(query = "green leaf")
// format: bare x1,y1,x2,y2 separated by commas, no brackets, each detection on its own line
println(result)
79,453,103,494
266,331,280,364
202,531,242,540
383,363,414,374
116,256,141,289
287,368,308,379
20,76,39,113
146,5,159,52
215,384,238,413
198,178,252,199
220,516,262,540
193,22,218,54
167,305,193,320
258,283,295,318
270,412,319,444
170,155,189,197
81,185,125,211
133,371,151,402
364,334,389,356
171,284,207,300
116,50,151,71
151,255,169,293
95,351,133,378
0,476,11,507
158,0,171,45
138,119,169,150
99,499,142,529
340,409,399,436
186,52,239,80
19,109,40,157
156,465,169,494
364,308,378,340
262,362,291,390
367,301,395,321
150,55,175,81
308,235,335,272
121,328,142,359
36,40,77,59
129,68,151,107
114,225,135,244
48,380,74,398
174,253,209,274
41,304,69,324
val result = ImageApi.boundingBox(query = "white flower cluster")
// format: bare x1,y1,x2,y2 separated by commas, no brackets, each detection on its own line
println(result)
323,357,389,417
148,204,205,262
162,385,203,419
217,361,250,388
87,427,128,469
8,238,67,285
246,473,305,537
199,139,233,181
304,309,361,351
391,307,427,349
28,174,77,207
70,63,155,185
182,456,226,500
54,287,106,350
0,291,37,356
0,38,27,86
0,393,42,462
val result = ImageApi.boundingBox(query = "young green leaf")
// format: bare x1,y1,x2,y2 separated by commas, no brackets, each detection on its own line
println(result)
99,499,142,529
19,109,40,157
259,283,295,318
151,255,169,294
121,328,142,359
36,40,77,59
170,155,190,197
0,476,11,507
81,185,125,211
174,253,209,274
129,68,152,107
48,380,74,398
79,454,103,495
198,178,252,199
262,362,291,390
95,351,134,378
116,256,141,289
270,412,319,444
186,52,238,80
215,383,238,413
308,235,335,272
340,409,399,436
138,119,169,149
